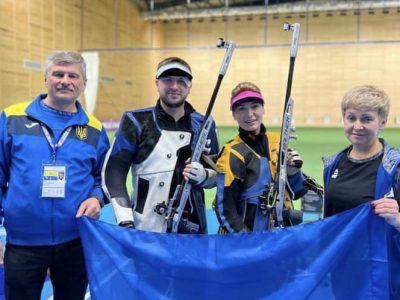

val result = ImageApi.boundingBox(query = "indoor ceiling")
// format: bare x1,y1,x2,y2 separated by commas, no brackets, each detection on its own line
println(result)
133,0,303,13
132,0,400,20
138,0,300,11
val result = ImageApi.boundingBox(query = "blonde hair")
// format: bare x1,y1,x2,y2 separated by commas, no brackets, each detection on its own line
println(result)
341,85,390,119
231,81,261,99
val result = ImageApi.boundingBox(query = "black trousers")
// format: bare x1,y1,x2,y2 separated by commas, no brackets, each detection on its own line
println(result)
4,238,88,300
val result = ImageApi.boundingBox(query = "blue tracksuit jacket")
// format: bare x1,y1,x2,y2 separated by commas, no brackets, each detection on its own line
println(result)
0,94,110,245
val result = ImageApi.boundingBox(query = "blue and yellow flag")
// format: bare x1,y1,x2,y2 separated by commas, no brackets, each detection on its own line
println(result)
78,203,399,300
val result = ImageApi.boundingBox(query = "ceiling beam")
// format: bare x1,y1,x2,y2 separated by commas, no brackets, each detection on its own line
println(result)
139,0,400,21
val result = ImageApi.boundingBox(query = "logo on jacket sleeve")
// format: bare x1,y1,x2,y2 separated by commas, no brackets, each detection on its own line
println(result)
76,126,88,140
25,122,39,129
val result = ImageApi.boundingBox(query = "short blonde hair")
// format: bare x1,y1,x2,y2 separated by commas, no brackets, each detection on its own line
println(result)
341,85,390,119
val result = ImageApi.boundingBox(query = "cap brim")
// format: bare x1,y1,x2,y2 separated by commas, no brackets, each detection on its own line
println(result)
231,97,264,110
156,62,193,80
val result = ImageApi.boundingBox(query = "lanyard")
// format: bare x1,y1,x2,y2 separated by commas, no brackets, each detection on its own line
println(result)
41,125,72,162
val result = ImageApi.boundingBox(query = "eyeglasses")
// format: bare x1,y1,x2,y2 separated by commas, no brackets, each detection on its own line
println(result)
158,76,191,88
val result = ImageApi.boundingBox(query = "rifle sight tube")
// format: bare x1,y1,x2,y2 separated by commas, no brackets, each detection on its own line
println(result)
217,38,236,76
283,23,300,58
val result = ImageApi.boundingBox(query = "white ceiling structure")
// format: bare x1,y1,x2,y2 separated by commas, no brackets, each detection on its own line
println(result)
131,0,400,20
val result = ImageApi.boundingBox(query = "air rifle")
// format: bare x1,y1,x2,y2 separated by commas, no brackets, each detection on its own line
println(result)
266,23,300,228
162,38,236,233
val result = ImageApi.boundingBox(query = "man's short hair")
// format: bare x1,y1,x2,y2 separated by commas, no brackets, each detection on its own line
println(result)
44,51,87,81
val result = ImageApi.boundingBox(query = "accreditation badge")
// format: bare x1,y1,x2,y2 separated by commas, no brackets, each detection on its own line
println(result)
41,164,67,198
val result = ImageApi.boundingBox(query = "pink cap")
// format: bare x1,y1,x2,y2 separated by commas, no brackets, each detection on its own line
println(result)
230,90,264,110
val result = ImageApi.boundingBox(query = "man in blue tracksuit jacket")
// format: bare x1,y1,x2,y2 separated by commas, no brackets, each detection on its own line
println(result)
0,51,109,300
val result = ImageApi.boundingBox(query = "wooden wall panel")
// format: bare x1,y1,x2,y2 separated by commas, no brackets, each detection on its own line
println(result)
149,22,165,48
188,19,226,47
1,1,27,106
227,17,266,45
57,1,84,50
360,8,400,41
306,12,357,42
162,21,188,48
0,0,82,108
117,0,153,48
95,51,160,120
83,0,115,49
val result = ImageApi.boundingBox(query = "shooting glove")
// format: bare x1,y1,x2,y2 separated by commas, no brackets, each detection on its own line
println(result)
287,149,303,175
187,161,217,188
187,161,208,185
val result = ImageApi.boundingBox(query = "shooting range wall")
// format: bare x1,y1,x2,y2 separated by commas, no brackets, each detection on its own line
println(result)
1,0,400,127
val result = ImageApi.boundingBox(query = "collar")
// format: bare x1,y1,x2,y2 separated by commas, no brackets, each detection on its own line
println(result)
26,94,89,127
238,124,267,141
238,124,269,157
155,99,196,122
